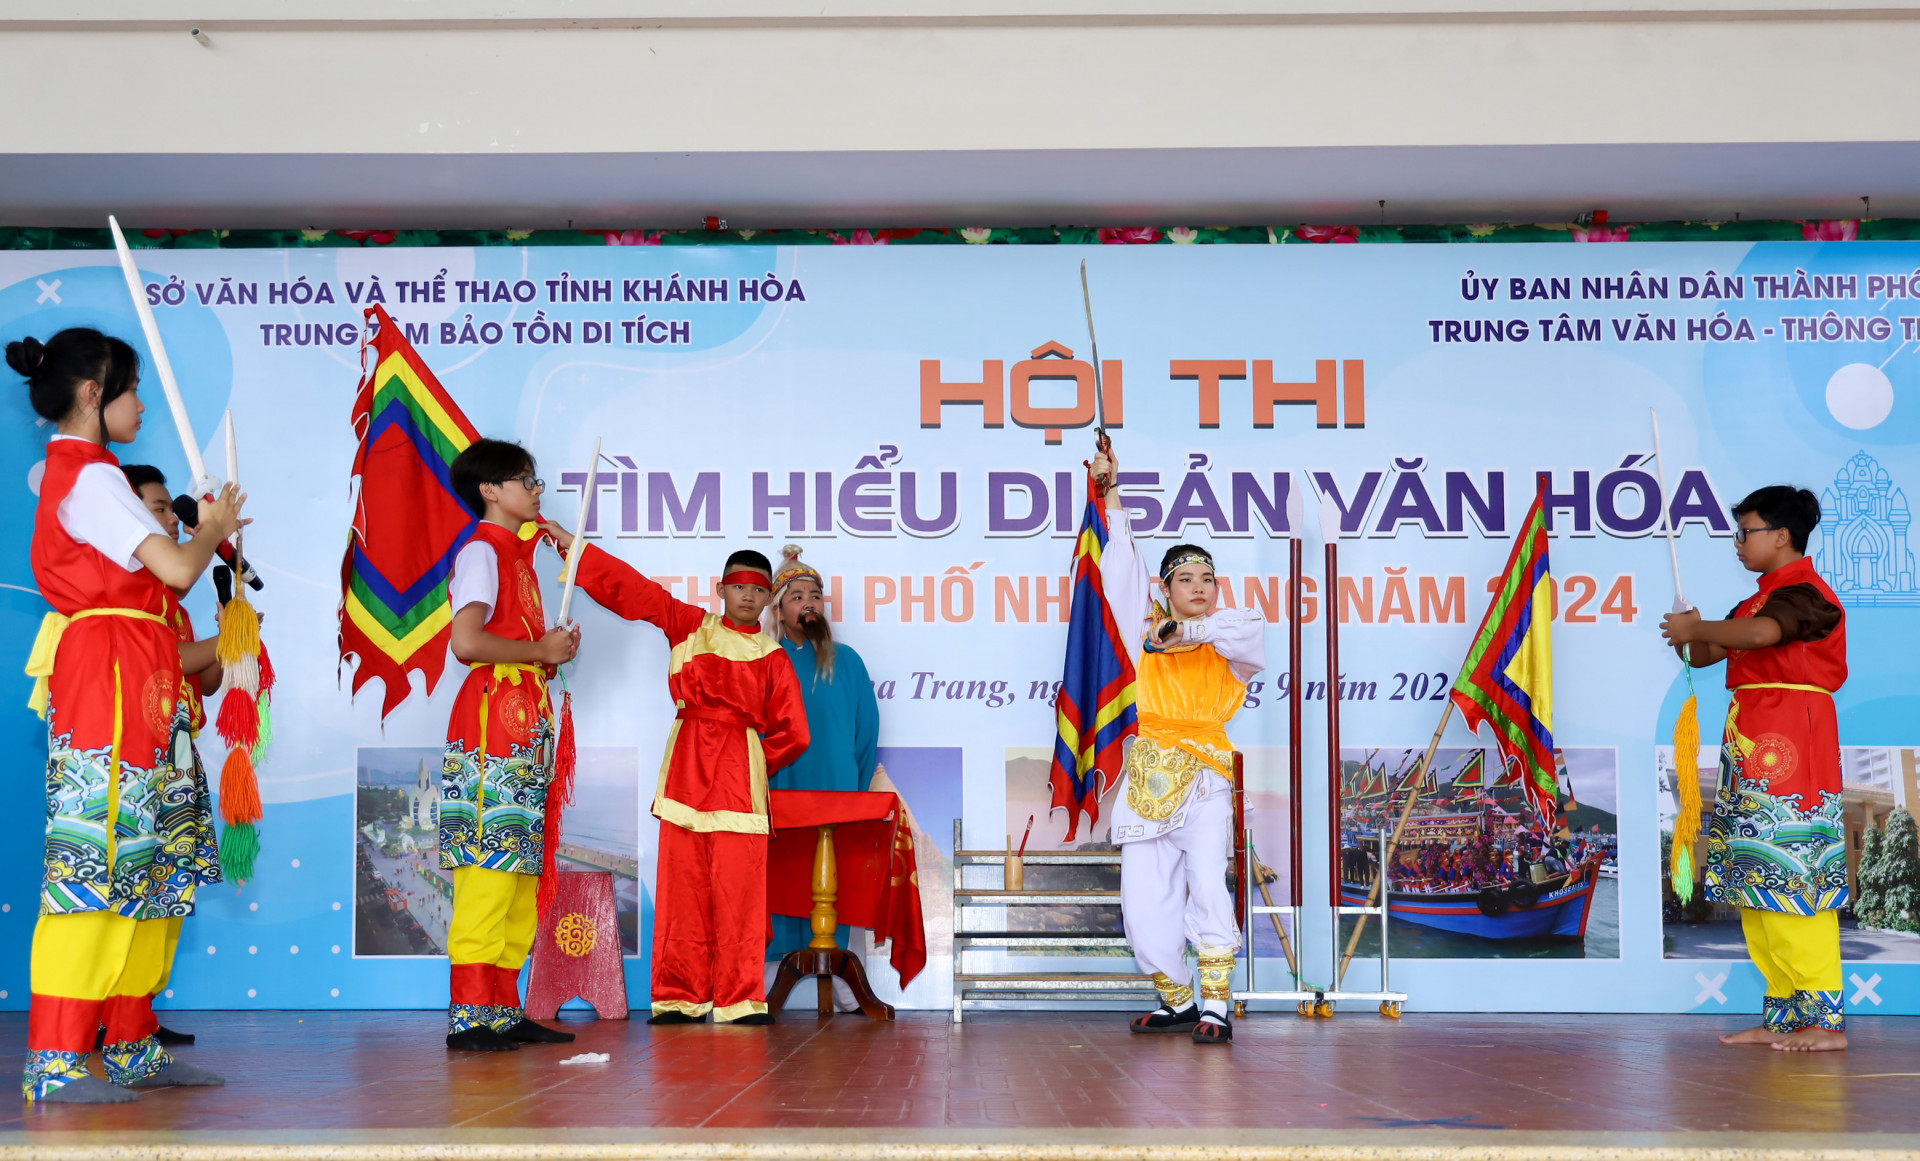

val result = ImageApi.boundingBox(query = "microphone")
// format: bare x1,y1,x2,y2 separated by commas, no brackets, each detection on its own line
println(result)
173,494,262,591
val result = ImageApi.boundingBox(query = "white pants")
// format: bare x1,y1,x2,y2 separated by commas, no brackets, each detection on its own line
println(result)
1119,775,1241,988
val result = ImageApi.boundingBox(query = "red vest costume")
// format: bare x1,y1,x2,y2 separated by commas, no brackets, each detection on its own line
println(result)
572,544,808,1019
27,439,182,1057
440,520,556,875
1703,557,1849,914
29,439,180,918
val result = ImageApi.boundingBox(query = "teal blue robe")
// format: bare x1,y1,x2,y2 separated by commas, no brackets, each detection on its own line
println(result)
767,638,880,958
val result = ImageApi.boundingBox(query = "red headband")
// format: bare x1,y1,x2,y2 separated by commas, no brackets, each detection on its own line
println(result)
721,569,771,589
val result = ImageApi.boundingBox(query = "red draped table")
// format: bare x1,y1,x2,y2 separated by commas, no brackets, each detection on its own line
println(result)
766,789,927,1021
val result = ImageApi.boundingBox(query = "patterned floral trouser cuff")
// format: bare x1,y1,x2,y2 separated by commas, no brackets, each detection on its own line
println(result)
490,1005,525,1032
21,1050,90,1101
1762,994,1802,1032
1796,989,1845,1032
103,1034,172,1085
449,1003,496,1035
1763,991,1846,1033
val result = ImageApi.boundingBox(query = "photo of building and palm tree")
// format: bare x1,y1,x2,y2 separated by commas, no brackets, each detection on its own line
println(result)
354,745,642,957
1660,745,1920,959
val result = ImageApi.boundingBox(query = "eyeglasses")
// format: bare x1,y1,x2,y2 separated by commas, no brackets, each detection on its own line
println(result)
496,475,544,492
1733,523,1780,544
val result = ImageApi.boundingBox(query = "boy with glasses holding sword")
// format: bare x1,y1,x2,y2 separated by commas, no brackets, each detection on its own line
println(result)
1662,485,1849,1053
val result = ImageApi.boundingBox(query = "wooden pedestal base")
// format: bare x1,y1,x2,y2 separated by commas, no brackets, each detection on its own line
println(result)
767,947,895,1021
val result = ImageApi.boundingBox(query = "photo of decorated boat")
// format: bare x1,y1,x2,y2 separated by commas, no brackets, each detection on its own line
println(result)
1340,859,1603,941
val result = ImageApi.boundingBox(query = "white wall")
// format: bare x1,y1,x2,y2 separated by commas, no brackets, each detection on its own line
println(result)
2,2,1915,224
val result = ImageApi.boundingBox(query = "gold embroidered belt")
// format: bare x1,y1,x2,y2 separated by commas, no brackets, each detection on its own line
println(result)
1125,712,1233,821
1734,682,1833,695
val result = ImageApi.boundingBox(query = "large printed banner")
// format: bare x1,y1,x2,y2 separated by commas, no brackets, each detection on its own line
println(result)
0,242,1914,1015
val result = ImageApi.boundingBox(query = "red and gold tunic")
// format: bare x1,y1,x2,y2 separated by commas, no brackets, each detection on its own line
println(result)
1703,556,1849,914
440,521,556,874
28,439,182,916
572,545,808,832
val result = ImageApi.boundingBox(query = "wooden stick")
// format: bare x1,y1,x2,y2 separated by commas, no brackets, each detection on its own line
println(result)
556,437,601,625
1338,698,1456,984
1249,848,1299,977
108,216,214,496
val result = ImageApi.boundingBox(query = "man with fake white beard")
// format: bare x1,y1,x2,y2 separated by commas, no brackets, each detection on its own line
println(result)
763,546,880,1010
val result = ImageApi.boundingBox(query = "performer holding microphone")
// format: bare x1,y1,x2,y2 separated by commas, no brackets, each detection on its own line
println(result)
11,329,243,1102
1091,440,1265,1045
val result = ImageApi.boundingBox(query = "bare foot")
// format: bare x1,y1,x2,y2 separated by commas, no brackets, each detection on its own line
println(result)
1720,1024,1790,1046
1771,1028,1847,1053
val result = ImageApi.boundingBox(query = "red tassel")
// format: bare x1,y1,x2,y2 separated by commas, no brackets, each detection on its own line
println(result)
537,690,578,921
220,746,262,825
257,643,276,695
216,689,260,750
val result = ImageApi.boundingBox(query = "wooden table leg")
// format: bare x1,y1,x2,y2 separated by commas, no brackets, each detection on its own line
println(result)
764,823,897,1022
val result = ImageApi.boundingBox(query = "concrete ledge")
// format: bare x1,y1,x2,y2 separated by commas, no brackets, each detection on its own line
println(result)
5,1130,1920,1161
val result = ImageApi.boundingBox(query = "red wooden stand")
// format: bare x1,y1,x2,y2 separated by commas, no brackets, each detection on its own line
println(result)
525,870,629,1020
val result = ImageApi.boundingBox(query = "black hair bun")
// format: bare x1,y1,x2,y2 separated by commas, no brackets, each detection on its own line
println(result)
5,337,46,378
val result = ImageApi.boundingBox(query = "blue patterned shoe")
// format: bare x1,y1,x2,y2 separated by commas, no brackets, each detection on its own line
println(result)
22,1051,134,1103
102,1035,173,1086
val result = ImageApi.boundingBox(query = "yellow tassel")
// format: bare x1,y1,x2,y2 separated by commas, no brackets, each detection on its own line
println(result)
217,595,261,667
1671,695,1702,903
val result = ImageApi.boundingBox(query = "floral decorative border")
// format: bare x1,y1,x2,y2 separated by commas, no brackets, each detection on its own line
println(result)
2,218,1910,250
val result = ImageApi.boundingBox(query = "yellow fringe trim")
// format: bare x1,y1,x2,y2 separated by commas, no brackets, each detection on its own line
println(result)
1671,695,1702,903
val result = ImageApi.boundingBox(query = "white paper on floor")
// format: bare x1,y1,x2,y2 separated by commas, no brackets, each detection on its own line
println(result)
559,1052,611,1065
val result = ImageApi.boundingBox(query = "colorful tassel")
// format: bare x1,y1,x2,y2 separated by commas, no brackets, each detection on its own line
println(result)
218,820,259,883
220,746,262,825
1671,686,1703,903
251,693,273,763
216,595,261,669
213,594,271,883
537,689,579,922
215,685,259,750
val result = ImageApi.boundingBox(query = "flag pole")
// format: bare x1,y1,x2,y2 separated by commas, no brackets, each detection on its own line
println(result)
107,216,216,497
1338,699,1456,983
556,437,602,626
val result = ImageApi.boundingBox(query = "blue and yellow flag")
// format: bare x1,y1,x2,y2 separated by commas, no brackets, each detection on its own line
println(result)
1450,485,1557,828
1048,473,1138,842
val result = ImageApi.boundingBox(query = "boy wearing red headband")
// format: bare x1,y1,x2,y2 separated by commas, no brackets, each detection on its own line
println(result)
543,540,808,1024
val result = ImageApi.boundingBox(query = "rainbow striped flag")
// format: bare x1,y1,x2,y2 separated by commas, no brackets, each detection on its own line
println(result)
1450,486,1557,828
1048,472,1138,842
339,304,482,720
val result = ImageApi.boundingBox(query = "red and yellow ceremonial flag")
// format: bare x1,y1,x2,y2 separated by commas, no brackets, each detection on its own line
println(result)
339,304,482,720
1449,485,1558,829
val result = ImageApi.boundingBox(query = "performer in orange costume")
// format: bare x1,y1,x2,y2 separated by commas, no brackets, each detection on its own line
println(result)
551,537,808,1024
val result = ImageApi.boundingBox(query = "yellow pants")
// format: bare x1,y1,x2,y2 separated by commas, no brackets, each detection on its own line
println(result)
29,913,170,1052
448,866,539,1012
152,916,184,995
1741,907,1844,1032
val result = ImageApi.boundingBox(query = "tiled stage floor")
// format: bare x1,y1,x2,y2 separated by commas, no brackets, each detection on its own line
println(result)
4,1010,1920,1154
